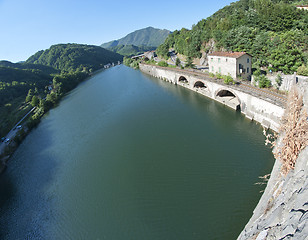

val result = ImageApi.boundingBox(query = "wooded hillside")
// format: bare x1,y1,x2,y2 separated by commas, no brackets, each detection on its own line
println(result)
157,0,308,74
26,43,123,72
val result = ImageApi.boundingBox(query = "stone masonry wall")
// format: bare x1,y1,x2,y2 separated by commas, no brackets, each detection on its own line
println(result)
238,79,308,240
140,64,284,132
140,63,308,239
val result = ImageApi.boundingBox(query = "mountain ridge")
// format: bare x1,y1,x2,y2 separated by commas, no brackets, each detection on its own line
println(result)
26,43,123,72
101,27,171,49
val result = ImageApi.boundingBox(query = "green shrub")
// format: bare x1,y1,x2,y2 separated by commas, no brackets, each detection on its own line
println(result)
223,75,235,85
158,61,169,67
148,59,156,65
297,64,308,76
209,72,215,78
257,75,271,88
215,72,223,79
275,74,282,87
185,57,195,68
131,61,139,69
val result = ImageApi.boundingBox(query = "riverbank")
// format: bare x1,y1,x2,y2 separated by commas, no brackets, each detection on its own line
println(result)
139,63,308,238
238,80,308,239
139,63,285,132
0,65,275,239
0,64,120,174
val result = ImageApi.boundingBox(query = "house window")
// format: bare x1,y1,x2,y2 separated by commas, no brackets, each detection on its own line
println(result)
211,58,213,62
247,67,249,73
226,58,228,62
218,58,221,63
239,64,243,73
212,66,214,71
247,58,249,63
219,67,221,73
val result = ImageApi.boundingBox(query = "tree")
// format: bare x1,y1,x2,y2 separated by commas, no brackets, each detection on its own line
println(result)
25,89,33,102
297,64,308,76
156,43,169,59
257,75,271,88
223,26,256,52
185,57,195,68
268,30,305,73
158,61,168,67
31,95,39,107
223,75,235,85
275,74,282,88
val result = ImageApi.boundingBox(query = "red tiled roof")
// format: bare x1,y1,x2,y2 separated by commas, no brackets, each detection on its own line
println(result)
208,51,251,58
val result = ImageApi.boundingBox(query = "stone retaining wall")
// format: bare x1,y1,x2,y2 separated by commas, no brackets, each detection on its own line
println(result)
140,63,308,239
140,64,285,132
238,80,308,240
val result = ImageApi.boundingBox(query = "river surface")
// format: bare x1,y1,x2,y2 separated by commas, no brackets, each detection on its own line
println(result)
0,65,274,239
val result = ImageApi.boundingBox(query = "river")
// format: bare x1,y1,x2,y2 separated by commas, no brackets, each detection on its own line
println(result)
0,65,274,239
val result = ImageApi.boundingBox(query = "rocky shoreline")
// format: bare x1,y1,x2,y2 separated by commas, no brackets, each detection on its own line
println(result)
238,80,308,239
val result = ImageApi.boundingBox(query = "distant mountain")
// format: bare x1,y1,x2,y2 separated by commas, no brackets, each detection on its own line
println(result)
26,43,123,72
108,45,156,57
101,27,171,49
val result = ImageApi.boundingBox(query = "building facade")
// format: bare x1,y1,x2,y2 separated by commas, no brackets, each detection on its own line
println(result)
296,5,308,10
208,52,252,80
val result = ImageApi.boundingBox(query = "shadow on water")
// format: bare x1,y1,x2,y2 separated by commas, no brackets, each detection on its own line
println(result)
143,73,268,141
0,66,275,240
0,117,59,239
0,175,15,210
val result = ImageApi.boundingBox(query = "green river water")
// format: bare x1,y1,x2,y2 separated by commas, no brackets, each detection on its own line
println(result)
0,65,274,239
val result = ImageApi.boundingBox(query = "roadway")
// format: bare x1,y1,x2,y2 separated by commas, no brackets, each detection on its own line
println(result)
0,107,36,155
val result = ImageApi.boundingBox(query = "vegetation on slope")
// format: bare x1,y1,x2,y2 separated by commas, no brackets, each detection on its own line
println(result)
101,27,171,49
0,63,54,137
1,43,122,138
274,88,308,174
157,0,308,74
108,44,156,57
26,43,123,72
123,57,140,69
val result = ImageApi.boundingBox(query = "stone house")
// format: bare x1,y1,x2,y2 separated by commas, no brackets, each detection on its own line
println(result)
144,51,156,60
208,52,252,80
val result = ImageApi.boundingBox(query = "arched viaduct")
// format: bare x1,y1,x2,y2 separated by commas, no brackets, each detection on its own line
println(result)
139,64,285,132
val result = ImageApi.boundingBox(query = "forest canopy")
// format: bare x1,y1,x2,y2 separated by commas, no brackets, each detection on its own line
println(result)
0,43,123,137
156,0,308,74
26,44,123,73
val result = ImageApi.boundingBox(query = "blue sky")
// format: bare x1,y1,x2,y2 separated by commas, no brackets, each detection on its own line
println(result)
0,0,235,62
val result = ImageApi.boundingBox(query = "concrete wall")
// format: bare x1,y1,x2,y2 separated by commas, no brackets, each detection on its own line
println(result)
140,64,284,132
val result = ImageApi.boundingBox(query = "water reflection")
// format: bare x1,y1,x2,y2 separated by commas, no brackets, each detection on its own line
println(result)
0,65,274,240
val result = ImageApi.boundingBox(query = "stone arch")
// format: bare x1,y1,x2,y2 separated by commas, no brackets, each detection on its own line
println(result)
215,88,241,111
179,76,188,83
193,81,207,89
